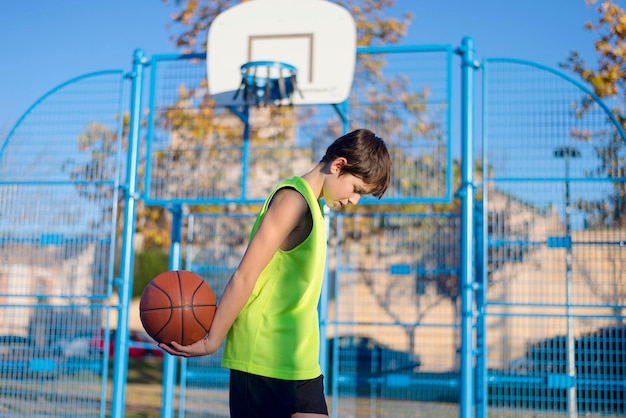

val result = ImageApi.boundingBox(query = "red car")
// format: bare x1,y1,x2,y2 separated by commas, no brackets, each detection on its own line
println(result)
90,329,163,359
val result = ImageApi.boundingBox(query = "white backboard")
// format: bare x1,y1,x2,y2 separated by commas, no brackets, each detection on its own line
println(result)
207,0,357,106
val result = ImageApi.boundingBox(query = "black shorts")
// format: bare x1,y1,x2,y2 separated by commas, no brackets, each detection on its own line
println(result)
229,369,328,418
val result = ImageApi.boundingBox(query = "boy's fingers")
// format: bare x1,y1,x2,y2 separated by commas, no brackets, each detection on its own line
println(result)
158,343,182,356
169,341,185,350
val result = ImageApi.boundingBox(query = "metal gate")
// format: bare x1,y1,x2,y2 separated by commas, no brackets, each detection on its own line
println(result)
0,70,125,416
481,58,626,417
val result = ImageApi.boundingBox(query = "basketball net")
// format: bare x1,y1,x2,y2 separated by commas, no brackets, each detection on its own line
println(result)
233,61,302,107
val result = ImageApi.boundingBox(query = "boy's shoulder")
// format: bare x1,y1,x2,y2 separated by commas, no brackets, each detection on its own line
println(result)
270,186,309,211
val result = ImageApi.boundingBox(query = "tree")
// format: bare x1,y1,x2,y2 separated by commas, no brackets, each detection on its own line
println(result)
162,0,413,53
561,0,626,228
64,117,173,297
62,2,417,296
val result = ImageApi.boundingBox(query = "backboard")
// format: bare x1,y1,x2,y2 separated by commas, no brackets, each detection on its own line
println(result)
207,0,357,106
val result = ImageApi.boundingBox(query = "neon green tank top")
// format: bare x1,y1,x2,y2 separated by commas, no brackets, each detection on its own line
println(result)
221,177,327,380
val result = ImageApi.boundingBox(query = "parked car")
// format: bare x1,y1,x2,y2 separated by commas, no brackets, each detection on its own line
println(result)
326,334,421,394
576,325,625,378
524,325,625,377
90,329,164,359
0,335,61,379
525,334,569,373
0,335,30,355
53,334,95,359
518,325,625,410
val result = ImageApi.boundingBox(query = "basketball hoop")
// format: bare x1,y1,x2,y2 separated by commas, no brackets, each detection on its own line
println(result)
233,61,301,106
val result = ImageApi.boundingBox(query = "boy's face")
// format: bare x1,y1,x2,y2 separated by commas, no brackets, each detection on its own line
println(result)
323,158,372,209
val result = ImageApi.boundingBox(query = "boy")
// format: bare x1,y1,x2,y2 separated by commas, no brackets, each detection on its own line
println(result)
160,129,392,418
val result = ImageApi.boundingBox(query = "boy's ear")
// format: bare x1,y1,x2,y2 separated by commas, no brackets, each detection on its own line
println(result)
330,157,348,174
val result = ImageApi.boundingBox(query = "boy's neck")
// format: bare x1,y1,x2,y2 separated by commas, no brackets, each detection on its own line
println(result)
301,162,325,200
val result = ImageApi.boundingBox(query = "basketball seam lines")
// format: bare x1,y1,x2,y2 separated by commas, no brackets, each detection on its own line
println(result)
192,280,212,334
144,282,173,341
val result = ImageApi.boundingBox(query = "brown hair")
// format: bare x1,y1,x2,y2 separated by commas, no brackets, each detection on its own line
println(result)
321,129,392,199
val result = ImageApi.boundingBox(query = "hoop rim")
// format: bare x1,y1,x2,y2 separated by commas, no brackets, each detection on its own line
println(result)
240,60,297,75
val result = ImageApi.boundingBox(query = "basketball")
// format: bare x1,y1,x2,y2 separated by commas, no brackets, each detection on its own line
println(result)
139,270,217,346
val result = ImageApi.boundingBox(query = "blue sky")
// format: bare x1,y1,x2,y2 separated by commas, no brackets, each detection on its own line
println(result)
0,0,604,136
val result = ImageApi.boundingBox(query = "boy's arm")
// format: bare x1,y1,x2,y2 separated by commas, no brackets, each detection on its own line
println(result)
159,188,308,357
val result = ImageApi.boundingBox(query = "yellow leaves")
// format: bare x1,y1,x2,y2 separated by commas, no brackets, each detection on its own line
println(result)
354,15,413,47
181,0,198,25
581,68,594,82
138,206,171,248
595,37,612,54
569,127,593,142
566,0,625,101
416,122,429,136
177,84,189,99
616,14,626,36
606,62,622,81
590,73,616,97
77,122,117,153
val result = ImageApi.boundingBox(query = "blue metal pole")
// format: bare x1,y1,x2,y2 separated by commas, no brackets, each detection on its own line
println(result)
458,37,476,418
227,105,250,199
329,214,344,418
476,57,491,418
162,205,183,418
474,201,488,418
332,101,349,128
111,48,146,418
241,106,250,199
319,101,349,413
177,214,195,418
318,204,331,401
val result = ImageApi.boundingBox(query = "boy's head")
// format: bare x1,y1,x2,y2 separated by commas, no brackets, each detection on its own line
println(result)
321,129,392,199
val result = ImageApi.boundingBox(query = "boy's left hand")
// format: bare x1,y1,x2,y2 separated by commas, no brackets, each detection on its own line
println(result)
158,336,213,357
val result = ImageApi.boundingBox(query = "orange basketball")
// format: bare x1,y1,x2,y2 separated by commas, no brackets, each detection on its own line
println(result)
139,270,217,346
